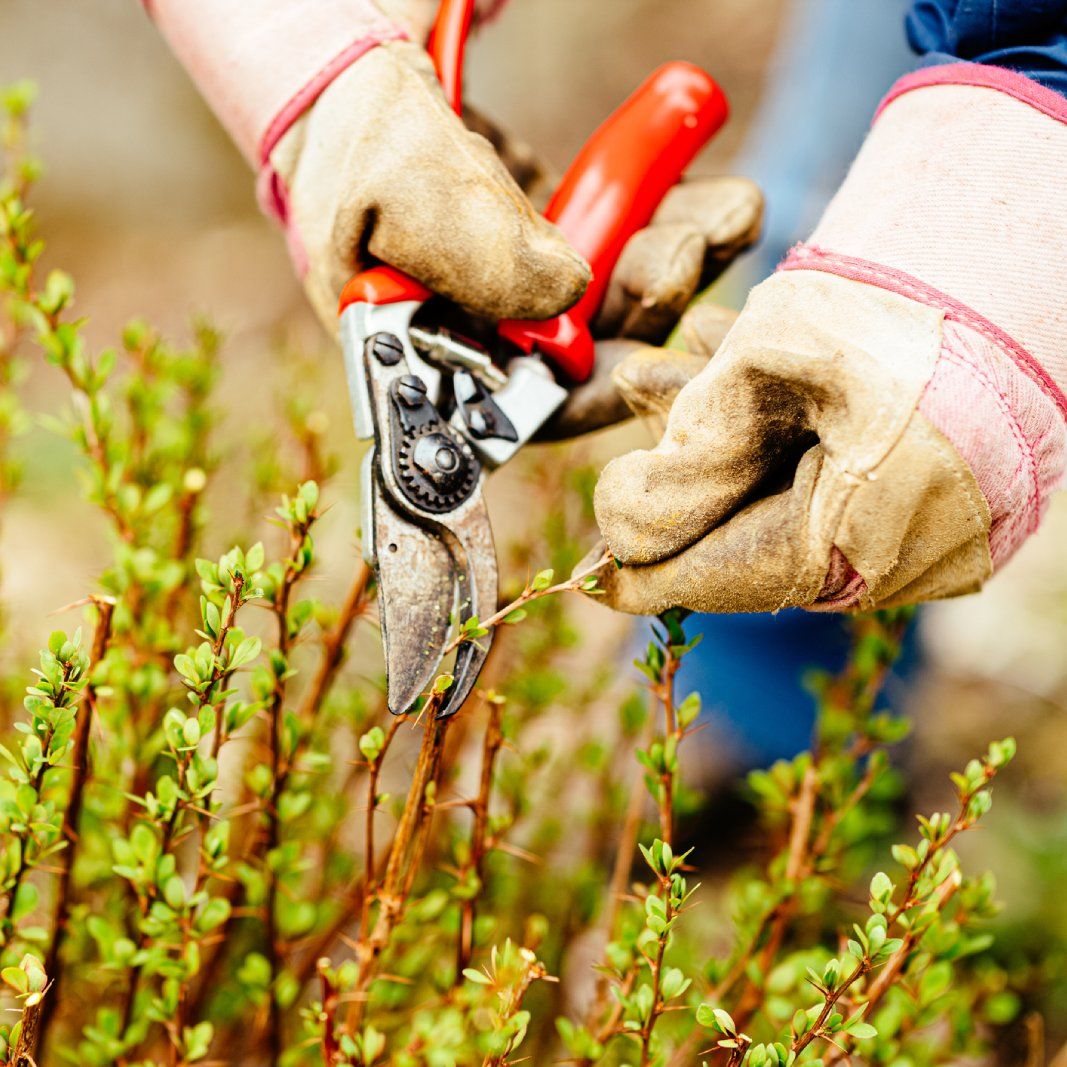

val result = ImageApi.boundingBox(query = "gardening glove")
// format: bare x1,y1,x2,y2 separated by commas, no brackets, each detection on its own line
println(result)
589,65,1067,615
144,0,589,326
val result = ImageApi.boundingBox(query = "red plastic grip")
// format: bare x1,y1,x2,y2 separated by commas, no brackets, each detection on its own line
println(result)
498,62,728,381
338,265,432,310
427,0,475,114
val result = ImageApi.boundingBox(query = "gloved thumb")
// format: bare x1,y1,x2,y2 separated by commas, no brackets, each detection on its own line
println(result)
273,42,590,325
540,302,738,440
613,302,738,433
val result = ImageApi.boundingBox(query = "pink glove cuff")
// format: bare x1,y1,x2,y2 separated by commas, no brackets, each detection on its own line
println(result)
143,0,406,165
782,64,1067,604
808,63,1067,395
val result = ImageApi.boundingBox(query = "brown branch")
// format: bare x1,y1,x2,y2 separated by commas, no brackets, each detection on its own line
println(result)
481,956,549,1067
792,958,871,1057
578,719,655,1062
318,959,341,1065
639,876,676,1067
13,987,47,1067
656,654,680,849
0,655,80,935
345,701,449,1032
358,716,406,944
456,697,505,978
121,574,245,1048
189,570,375,1018
262,523,309,1067
635,638,684,1066
583,626,688,1062
870,872,961,1016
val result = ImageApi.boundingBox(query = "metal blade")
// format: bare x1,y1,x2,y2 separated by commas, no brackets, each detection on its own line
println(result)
348,299,502,721
436,491,498,719
370,475,457,716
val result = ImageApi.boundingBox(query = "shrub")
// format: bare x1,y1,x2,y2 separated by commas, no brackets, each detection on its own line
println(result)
0,83,1023,1067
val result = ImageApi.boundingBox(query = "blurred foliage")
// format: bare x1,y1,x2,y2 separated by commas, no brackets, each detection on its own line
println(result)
0,84,1057,1067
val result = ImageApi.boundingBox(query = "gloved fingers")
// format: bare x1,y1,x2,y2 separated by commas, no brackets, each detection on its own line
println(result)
537,339,645,441
594,224,705,343
298,42,590,326
611,343,714,432
539,303,738,441
586,405,995,617
672,301,738,358
592,347,813,566
539,339,712,440
593,176,762,342
461,104,557,208
568,304,737,441
651,176,764,272
582,446,831,615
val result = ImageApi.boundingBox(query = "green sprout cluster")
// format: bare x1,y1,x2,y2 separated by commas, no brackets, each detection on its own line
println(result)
0,82,1042,1067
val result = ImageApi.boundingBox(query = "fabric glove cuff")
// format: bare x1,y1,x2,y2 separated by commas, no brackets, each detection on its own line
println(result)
143,1,406,177
783,63,1067,574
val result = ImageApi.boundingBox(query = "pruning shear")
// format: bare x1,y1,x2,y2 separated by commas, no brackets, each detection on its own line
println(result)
340,0,729,719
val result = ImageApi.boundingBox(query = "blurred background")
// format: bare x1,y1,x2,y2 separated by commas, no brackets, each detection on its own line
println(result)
2,0,1067,1054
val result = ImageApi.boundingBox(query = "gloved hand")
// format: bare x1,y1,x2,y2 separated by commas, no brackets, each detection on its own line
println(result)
146,1,761,374
145,1,586,326
270,38,597,325
589,65,1067,614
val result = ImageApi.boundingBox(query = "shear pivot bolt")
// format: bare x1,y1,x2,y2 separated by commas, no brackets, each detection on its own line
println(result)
396,375,427,407
435,446,459,472
368,333,405,366
412,434,462,484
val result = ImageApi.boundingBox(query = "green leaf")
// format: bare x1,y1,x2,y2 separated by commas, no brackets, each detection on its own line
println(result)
196,897,231,933
359,727,386,763
869,871,893,904
847,1022,877,1040
162,874,186,910
1,967,28,995
245,542,265,573
230,636,262,670
531,569,554,591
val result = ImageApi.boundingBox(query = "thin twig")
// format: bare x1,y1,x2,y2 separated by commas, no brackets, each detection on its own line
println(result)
262,520,311,1066
358,716,407,944
345,698,449,1032
443,552,610,657
456,696,505,978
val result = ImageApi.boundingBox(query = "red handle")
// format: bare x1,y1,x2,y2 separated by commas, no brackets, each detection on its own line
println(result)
427,0,475,115
499,63,728,381
339,2,729,387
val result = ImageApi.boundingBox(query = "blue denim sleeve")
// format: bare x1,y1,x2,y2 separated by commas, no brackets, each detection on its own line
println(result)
907,0,1067,95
